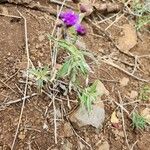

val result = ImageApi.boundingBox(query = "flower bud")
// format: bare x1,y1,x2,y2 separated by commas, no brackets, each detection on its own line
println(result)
75,24,86,36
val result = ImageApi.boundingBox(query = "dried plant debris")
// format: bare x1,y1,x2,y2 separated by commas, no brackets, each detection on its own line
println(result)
93,2,124,14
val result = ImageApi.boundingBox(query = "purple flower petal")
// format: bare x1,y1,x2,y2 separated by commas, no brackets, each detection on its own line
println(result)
59,10,79,27
75,24,86,36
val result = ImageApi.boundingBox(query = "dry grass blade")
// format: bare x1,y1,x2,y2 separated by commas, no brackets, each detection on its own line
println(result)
0,13,21,18
100,59,149,83
11,9,30,150
118,91,131,150
1,93,37,107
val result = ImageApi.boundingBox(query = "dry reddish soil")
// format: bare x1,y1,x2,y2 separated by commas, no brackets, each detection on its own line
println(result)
0,0,150,150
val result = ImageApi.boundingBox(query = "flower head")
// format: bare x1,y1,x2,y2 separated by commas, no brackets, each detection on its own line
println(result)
59,10,79,27
75,24,86,36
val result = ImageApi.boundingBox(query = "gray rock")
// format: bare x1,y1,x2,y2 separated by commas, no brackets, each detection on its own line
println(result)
69,102,105,129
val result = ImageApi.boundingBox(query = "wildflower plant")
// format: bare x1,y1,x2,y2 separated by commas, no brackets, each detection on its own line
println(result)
59,10,86,36
132,0,150,30
47,8,99,112
78,80,100,112
131,112,147,130
59,10,79,27
29,66,50,90
48,36,92,90
139,85,150,101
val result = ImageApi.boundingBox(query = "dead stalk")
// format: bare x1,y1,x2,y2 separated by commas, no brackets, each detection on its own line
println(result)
118,91,131,150
11,10,30,150
100,59,149,83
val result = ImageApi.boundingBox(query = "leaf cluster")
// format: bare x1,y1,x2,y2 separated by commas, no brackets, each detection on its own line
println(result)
132,112,147,130
29,66,50,89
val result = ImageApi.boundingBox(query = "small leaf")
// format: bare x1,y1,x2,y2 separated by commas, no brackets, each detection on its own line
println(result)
57,60,71,78
111,111,119,124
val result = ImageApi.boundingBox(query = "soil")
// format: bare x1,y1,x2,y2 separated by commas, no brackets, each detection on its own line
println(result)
0,0,150,150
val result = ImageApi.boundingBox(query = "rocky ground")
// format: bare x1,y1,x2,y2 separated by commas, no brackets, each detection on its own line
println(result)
0,0,150,150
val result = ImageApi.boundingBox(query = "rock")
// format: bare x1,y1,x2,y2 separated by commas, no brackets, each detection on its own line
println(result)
96,80,109,97
119,77,129,87
43,122,48,130
69,102,105,128
141,108,150,124
63,122,74,137
69,80,107,128
116,24,137,53
129,90,138,99
97,141,110,150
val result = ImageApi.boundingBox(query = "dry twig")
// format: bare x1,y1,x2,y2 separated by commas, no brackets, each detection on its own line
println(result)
11,9,30,150
100,58,149,83
118,91,131,150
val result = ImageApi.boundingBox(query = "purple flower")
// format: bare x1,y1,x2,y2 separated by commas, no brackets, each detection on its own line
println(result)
59,10,79,27
75,24,86,36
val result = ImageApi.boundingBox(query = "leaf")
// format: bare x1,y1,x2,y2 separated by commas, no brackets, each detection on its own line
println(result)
132,112,146,129
111,111,119,124
57,60,71,78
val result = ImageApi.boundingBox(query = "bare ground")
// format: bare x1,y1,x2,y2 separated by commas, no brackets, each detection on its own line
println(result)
0,0,150,150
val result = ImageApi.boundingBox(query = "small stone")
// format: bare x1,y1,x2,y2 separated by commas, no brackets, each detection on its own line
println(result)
18,132,25,140
38,34,45,42
63,122,74,137
129,90,138,99
116,24,137,53
69,102,105,128
96,80,109,97
97,141,110,150
43,122,48,130
119,77,129,87
141,108,150,124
